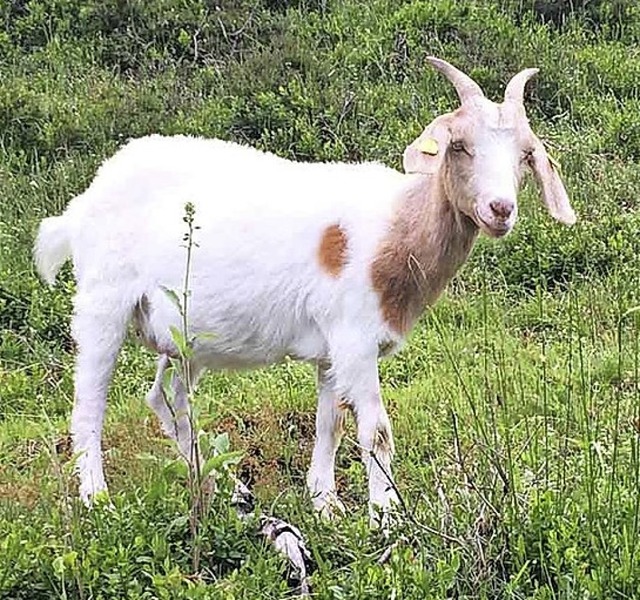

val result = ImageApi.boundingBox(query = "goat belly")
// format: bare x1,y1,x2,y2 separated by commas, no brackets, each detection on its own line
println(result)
139,279,328,369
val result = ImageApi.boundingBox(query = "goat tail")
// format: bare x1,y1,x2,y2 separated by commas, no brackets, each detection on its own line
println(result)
34,214,72,284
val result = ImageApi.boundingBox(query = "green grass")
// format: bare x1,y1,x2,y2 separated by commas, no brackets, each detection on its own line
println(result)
2,0,640,597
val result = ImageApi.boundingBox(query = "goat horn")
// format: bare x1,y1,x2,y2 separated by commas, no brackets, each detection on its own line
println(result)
426,56,484,104
504,68,539,104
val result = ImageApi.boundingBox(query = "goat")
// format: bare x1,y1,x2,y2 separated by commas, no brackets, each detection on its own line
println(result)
34,58,575,518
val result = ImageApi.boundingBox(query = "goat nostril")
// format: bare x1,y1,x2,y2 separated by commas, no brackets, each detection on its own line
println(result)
489,199,514,219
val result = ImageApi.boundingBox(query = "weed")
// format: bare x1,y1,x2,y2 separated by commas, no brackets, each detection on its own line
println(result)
157,202,243,575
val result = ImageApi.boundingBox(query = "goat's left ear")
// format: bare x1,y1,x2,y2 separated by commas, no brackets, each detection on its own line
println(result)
403,114,451,175
529,137,576,225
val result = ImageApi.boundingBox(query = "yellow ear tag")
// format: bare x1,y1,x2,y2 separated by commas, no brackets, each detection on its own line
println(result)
416,137,439,156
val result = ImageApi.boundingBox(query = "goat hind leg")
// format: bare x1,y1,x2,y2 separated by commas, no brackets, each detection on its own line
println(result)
146,355,199,465
71,293,129,504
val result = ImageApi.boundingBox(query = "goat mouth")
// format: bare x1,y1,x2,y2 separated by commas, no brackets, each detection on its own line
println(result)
475,211,511,238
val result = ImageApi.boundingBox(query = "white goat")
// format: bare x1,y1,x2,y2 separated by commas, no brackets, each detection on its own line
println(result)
34,58,575,518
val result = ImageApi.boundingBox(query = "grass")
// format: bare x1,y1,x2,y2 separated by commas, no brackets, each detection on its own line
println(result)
2,0,640,597
2,276,639,598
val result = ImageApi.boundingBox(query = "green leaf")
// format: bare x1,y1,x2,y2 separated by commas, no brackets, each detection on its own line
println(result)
168,514,190,532
212,432,230,455
161,368,176,401
160,286,182,311
198,430,210,457
92,489,112,506
163,459,189,479
201,455,223,479
169,325,191,358
201,450,243,478
63,550,78,569
52,555,65,576
137,452,162,464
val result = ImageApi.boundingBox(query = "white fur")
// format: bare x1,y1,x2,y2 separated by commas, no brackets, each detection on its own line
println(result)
35,135,410,513
34,215,72,284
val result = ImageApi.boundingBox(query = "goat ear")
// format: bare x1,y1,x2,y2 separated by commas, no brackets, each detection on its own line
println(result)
529,137,576,225
403,115,451,175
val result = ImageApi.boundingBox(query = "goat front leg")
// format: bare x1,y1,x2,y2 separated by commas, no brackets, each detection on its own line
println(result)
329,339,399,523
307,360,346,518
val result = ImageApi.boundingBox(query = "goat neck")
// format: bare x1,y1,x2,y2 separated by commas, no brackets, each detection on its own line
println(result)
371,172,479,336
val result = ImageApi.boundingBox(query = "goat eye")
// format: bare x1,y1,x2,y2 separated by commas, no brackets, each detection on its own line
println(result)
451,140,466,152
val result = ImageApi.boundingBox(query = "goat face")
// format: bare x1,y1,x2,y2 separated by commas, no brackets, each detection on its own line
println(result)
441,99,531,238
403,58,576,237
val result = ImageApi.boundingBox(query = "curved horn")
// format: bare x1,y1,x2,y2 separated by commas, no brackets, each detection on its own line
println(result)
504,68,539,104
426,56,484,104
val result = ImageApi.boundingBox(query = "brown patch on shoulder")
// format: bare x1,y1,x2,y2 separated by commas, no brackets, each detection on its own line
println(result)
318,224,348,277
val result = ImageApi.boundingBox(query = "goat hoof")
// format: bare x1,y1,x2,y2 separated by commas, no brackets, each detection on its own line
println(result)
80,487,112,510
368,506,396,535
312,492,346,521
79,482,109,508
368,494,399,534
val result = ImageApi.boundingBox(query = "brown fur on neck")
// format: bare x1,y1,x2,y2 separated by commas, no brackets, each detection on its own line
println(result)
370,173,478,335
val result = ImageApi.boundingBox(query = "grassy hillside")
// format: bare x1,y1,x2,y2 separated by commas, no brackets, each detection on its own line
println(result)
1,0,640,597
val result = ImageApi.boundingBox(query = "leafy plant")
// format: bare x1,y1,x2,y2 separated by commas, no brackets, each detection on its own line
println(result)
158,202,243,574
